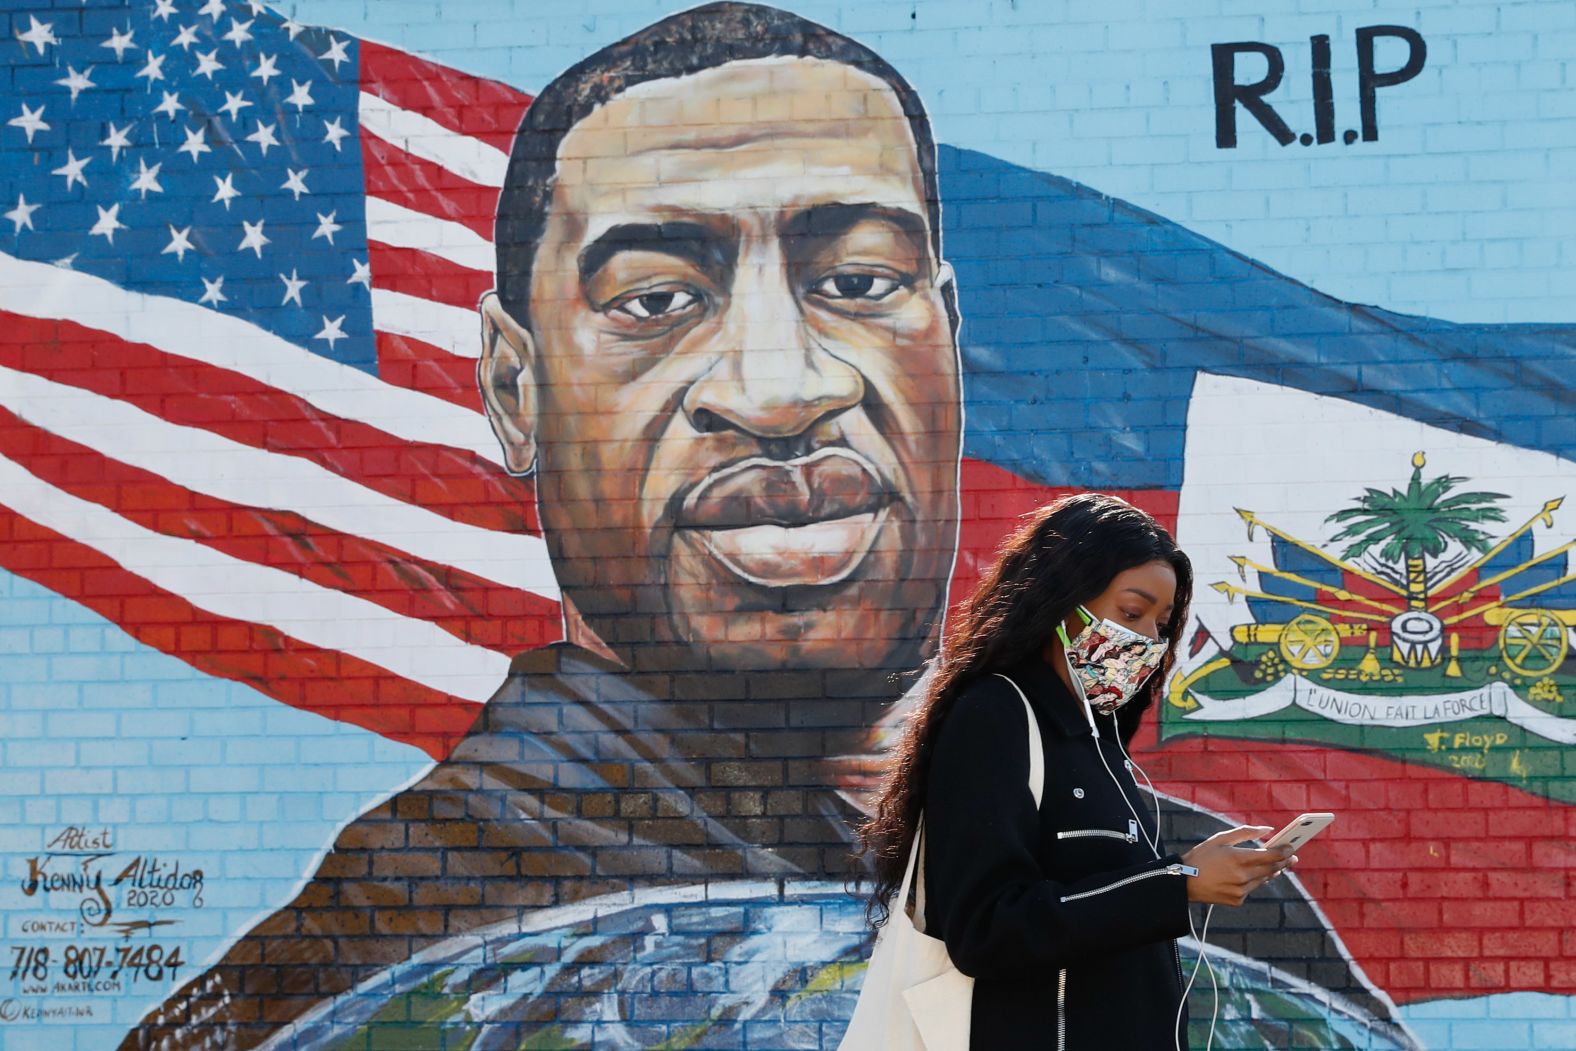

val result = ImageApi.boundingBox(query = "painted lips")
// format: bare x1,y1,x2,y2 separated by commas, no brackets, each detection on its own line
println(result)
677,448,892,587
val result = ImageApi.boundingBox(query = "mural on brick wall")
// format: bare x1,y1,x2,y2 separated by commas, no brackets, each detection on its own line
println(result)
0,0,1572,1048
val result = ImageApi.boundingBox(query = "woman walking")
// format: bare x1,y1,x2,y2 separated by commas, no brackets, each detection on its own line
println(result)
859,493,1295,1049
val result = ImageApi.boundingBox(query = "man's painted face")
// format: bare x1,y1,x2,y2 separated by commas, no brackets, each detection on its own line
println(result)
500,57,961,670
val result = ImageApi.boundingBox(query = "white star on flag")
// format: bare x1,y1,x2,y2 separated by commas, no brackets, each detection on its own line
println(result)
314,314,348,348
17,16,58,55
222,18,255,47
251,53,281,85
245,121,280,156
172,24,200,50
101,122,133,161
89,204,126,244
51,150,90,191
281,168,311,200
238,219,271,258
311,210,341,244
320,37,350,71
219,91,252,121
178,125,211,161
153,0,178,20
322,116,349,151
199,0,226,19
347,258,373,287
281,17,305,40
153,92,185,120
280,269,308,306
102,26,137,60
55,67,96,102
199,274,227,305
212,173,241,209
135,52,167,83
195,49,224,79
163,224,196,262
4,194,40,233
8,103,49,145
131,159,164,198
284,80,315,111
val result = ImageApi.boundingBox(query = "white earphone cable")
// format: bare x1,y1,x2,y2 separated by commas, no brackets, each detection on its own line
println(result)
1175,903,1220,1051
1114,730,1164,853
1060,642,1220,1051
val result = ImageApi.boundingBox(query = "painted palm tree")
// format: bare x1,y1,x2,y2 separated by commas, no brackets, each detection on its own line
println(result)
1325,452,1507,610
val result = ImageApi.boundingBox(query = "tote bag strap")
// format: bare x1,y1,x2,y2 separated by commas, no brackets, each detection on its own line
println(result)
913,675,1046,932
992,673,1045,807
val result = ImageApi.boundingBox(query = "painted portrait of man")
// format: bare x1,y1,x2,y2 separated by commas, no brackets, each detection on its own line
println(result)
120,5,964,1048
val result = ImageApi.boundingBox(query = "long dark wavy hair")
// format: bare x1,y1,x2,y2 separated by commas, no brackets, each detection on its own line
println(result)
857,493,1193,925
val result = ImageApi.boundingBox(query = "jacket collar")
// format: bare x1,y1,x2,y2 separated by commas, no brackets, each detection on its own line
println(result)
1005,653,1115,739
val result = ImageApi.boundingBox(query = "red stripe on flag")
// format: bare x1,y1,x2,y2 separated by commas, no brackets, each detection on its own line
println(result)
0,312,539,535
368,240,493,312
363,132,500,241
0,408,561,656
1132,723,1576,1002
360,39,532,155
950,458,1180,610
0,505,481,759
374,330,485,413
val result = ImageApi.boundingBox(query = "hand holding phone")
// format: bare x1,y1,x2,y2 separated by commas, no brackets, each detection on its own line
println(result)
1182,824,1298,906
1260,812,1335,853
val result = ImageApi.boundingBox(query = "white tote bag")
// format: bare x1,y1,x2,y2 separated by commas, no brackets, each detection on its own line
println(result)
838,675,1044,1051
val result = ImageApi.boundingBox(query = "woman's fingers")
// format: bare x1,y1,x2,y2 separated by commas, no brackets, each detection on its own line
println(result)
1214,825,1276,847
1183,831,1300,906
1232,848,1288,878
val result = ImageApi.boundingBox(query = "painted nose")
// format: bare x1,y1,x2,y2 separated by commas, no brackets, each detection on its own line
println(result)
681,267,864,441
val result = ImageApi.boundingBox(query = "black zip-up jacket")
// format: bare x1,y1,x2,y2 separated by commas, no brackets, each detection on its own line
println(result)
923,657,1193,1050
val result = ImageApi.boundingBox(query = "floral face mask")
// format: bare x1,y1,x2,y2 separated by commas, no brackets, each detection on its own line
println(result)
1056,606,1168,716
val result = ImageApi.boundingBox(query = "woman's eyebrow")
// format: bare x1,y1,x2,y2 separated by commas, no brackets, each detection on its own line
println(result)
1122,586,1159,604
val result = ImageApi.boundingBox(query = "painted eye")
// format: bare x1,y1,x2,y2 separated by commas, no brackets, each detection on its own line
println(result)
613,289,699,320
812,272,903,300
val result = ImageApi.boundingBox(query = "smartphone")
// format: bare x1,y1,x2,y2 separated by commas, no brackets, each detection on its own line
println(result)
1261,812,1335,852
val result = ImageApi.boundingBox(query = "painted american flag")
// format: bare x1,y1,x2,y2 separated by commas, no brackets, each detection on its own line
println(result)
1,0,562,759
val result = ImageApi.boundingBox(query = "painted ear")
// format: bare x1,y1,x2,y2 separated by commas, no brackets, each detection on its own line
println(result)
478,292,539,476
936,259,956,293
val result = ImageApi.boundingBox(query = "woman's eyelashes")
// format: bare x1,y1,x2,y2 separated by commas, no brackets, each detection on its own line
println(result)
1117,609,1166,641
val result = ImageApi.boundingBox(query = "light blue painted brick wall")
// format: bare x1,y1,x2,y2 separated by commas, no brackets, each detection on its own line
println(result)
0,571,432,1049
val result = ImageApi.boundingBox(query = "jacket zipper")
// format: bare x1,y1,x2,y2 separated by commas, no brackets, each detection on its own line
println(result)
1056,819,1139,844
1056,967,1067,1051
1058,862,1194,903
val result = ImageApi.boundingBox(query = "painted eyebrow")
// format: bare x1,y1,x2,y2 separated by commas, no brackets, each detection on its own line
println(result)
785,202,930,246
577,221,733,284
